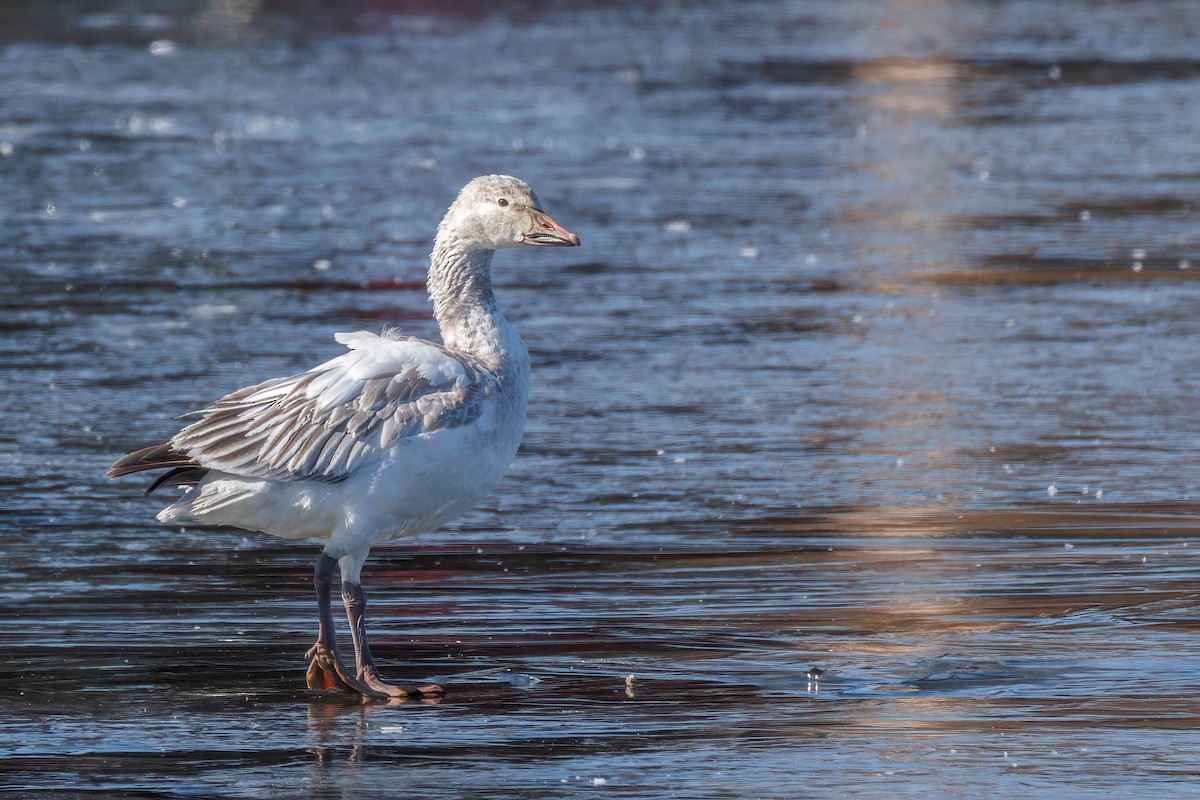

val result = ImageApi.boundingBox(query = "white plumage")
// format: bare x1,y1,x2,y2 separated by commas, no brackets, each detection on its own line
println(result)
107,175,580,698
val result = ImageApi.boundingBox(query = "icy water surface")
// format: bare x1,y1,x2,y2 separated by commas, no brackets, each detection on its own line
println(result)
4,0,1200,797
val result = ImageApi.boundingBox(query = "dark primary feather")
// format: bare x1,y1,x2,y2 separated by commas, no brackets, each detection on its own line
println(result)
145,466,209,496
105,442,197,478
104,443,208,496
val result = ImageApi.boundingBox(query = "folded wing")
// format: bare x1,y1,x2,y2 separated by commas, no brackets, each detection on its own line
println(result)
162,331,490,484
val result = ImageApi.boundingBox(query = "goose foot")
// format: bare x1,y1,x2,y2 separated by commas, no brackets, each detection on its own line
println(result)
357,665,444,698
341,579,444,699
305,641,388,699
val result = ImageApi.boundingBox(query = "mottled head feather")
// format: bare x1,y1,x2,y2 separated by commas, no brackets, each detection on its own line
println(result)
437,175,546,251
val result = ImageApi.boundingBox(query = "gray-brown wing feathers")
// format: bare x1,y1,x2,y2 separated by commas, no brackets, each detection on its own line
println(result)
169,331,490,483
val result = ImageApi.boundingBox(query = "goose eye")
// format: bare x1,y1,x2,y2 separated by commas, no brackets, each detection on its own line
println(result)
497,198,509,207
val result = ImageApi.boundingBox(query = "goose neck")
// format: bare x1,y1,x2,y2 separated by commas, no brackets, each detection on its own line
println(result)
428,239,513,366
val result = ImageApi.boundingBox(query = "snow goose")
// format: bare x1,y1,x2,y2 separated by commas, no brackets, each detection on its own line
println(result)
107,175,580,699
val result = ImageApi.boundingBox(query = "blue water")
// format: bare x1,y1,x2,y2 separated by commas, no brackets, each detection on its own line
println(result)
4,1,1200,797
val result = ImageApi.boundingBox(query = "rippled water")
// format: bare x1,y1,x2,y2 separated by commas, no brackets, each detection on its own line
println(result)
4,1,1200,797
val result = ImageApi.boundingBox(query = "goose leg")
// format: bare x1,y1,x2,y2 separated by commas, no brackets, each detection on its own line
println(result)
304,553,387,699
341,580,444,698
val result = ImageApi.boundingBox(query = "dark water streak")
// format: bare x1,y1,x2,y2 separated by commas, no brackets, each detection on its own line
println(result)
4,0,1200,797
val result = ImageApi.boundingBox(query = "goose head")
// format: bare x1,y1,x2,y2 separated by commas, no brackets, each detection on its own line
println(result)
438,174,580,252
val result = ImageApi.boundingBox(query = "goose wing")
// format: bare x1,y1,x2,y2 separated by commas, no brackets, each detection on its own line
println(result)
169,331,490,483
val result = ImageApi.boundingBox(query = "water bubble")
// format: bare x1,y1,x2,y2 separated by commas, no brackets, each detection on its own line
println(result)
313,259,332,272
1131,262,1143,272
127,113,175,134
664,219,690,233
1048,64,1062,80
45,204,57,216
629,146,646,161
1078,210,1090,221
0,142,12,157
149,39,176,56
740,246,759,259
244,115,290,138
1047,485,1058,496
192,304,238,318
1132,248,1146,259
1179,260,1190,270
171,197,187,209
